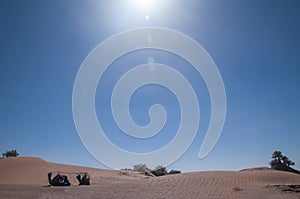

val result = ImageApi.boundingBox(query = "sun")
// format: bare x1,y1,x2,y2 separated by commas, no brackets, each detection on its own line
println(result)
127,0,162,20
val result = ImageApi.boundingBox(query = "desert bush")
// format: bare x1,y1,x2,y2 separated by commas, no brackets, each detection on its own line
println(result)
132,164,182,176
151,165,168,176
133,163,150,173
2,149,19,158
168,169,181,175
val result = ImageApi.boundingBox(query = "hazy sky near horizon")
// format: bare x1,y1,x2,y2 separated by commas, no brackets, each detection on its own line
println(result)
1,0,299,172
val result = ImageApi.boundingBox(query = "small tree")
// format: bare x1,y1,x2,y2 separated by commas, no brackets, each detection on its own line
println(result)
151,165,168,176
133,163,150,173
272,150,283,163
270,150,295,169
2,149,19,158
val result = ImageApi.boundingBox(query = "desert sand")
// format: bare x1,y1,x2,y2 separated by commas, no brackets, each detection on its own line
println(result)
0,157,299,199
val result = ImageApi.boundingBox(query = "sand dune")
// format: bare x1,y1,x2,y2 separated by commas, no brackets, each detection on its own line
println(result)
0,157,299,199
0,157,145,186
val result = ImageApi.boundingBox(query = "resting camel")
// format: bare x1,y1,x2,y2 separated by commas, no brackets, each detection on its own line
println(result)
76,173,90,185
48,172,71,186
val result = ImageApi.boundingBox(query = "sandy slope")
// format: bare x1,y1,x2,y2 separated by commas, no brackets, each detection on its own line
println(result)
0,157,300,199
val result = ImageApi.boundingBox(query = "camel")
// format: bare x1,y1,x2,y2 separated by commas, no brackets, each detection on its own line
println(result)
48,172,71,186
76,173,90,185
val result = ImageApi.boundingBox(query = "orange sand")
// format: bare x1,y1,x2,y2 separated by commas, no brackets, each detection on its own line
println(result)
0,157,299,199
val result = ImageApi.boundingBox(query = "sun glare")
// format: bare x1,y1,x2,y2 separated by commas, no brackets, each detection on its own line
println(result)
134,0,154,9
126,0,163,21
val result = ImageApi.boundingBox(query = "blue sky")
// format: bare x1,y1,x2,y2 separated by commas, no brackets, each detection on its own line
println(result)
0,0,299,172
